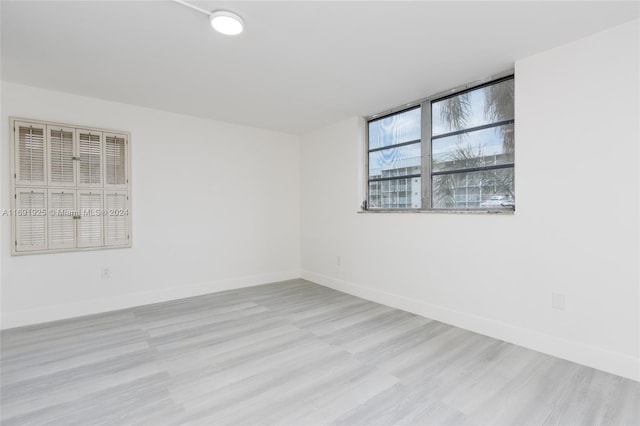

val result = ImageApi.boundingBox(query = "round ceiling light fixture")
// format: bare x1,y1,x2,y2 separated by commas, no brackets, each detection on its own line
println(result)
209,10,244,35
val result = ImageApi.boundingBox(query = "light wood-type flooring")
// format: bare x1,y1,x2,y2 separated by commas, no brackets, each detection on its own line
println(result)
2,279,639,425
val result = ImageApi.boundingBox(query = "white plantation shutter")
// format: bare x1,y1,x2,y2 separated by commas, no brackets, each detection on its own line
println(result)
48,125,75,186
77,130,102,186
15,188,47,252
77,190,103,248
104,191,128,246
15,122,46,186
11,118,131,254
48,190,77,249
104,133,127,188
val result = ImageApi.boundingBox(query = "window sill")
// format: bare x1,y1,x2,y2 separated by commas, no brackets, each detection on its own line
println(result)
358,208,514,215
12,243,132,256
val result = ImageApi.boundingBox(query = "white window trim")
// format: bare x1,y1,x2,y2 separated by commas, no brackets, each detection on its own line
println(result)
9,117,132,255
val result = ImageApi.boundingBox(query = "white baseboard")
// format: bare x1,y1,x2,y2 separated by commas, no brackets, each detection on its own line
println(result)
1,269,301,330
301,270,640,383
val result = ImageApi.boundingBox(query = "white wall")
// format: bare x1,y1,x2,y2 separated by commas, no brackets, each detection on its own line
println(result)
301,20,640,381
1,82,301,328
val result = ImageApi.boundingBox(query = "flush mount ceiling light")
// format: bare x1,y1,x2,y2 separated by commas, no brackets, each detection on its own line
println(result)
209,11,244,35
173,0,244,35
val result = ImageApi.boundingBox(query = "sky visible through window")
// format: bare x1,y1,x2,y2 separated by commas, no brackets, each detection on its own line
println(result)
369,80,513,176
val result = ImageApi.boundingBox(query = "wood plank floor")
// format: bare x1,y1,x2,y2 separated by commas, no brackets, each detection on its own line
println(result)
2,279,639,425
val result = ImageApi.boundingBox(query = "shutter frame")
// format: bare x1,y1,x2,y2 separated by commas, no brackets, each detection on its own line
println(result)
47,124,76,186
104,132,128,189
77,190,104,248
104,190,129,246
10,118,131,255
15,187,48,252
77,129,103,187
14,121,47,186
48,189,77,249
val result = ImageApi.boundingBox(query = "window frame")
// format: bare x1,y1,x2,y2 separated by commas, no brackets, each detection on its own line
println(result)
366,105,423,210
364,70,515,213
9,117,132,255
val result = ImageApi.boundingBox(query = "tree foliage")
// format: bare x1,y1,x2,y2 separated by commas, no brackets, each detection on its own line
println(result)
433,80,514,208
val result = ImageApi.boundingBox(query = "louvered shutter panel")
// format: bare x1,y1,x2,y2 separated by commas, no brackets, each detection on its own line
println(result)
15,188,47,252
104,191,128,246
48,189,77,249
104,133,127,188
77,190,103,248
48,125,75,186
15,122,46,186
77,130,102,186
11,118,131,254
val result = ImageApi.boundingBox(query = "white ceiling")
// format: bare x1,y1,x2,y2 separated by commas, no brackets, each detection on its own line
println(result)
2,1,639,135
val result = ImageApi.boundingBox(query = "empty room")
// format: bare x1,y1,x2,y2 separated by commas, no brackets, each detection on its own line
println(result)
1,1,639,425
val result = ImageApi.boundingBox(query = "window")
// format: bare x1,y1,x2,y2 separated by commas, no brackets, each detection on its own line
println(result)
368,107,422,209
366,74,514,212
9,118,131,254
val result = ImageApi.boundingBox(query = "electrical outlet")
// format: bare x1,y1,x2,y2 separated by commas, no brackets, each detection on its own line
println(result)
102,267,112,279
551,293,565,311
